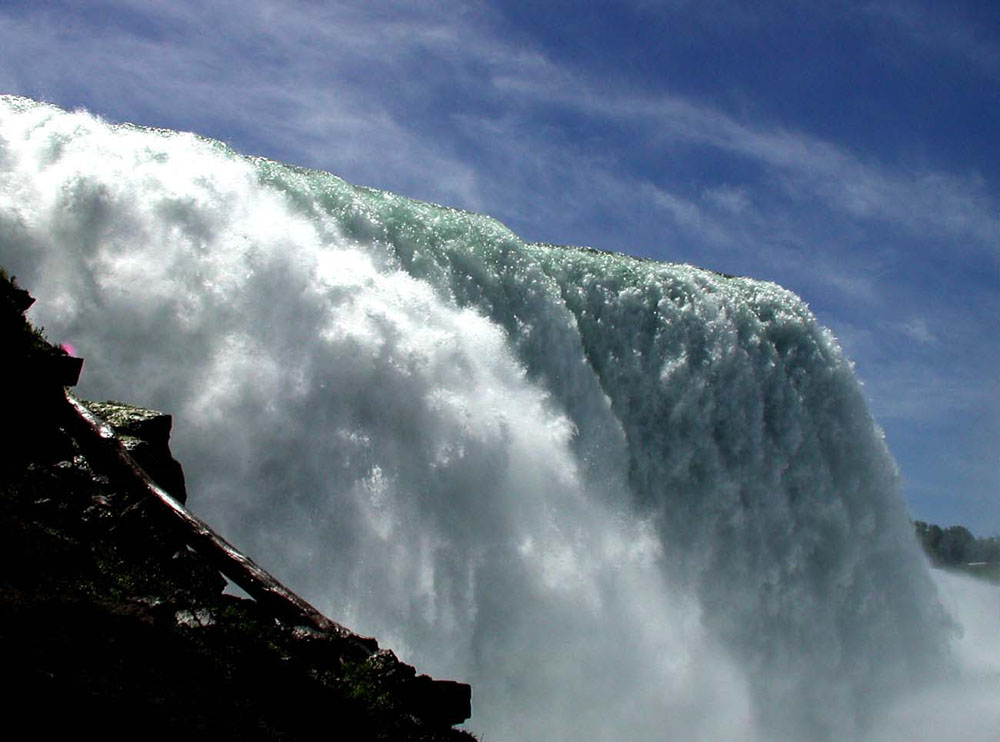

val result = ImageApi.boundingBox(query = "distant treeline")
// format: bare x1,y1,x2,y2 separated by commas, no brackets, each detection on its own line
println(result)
914,521,1000,566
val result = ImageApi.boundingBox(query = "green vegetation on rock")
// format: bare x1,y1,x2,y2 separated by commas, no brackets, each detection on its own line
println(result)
914,520,1000,583
0,266,474,740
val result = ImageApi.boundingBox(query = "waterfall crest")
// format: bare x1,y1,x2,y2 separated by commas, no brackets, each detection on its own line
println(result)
0,96,952,741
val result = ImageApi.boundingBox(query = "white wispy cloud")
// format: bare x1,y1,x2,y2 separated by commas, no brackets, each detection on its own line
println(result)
0,0,1000,506
895,317,937,345
1,0,998,531
832,318,986,422
864,0,1000,78
4,0,996,262
487,69,1000,249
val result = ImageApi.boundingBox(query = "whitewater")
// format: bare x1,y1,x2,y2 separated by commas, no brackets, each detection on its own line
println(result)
1,96,996,741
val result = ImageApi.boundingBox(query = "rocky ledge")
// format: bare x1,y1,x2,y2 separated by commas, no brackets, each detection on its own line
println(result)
0,268,474,740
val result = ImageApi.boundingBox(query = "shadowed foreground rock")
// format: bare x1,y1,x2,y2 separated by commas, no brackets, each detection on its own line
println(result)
0,268,474,741
81,399,189,504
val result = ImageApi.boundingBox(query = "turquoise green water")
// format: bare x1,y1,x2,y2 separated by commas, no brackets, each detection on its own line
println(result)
0,95,958,742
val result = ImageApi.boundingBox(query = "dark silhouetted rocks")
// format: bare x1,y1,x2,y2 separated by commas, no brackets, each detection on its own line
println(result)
81,399,189,503
0,267,474,741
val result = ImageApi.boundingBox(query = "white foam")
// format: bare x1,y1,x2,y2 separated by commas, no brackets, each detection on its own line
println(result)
1,96,976,741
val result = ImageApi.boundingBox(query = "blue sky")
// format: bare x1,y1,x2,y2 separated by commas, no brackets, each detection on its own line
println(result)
2,0,997,534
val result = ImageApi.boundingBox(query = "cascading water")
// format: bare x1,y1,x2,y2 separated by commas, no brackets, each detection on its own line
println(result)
0,96,966,741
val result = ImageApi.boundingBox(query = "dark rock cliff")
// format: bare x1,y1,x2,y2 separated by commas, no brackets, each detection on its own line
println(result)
0,268,474,741
80,399,189,504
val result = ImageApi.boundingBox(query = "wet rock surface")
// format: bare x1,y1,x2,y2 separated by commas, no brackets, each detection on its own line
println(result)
0,269,474,741
80,399,189,503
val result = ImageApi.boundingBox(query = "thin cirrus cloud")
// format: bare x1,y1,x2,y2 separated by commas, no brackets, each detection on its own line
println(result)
1,0,993,318
1,0,997,532
486,70,999,252
0,1,495,209
865,0,1000,77
3,0,995,262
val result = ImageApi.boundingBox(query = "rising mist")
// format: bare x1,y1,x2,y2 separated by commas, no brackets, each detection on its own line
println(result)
2,96,995,741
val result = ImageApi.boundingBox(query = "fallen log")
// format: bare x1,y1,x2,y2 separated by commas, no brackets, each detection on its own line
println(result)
60,391,371,645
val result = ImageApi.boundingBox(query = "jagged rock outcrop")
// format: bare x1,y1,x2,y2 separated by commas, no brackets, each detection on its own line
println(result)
81,400,189,503
0,268,474,741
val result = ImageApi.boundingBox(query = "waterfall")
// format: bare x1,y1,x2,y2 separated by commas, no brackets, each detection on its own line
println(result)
0,96,961,741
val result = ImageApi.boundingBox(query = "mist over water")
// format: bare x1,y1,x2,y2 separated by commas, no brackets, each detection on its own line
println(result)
870,569,1000,742
2,96,996,741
